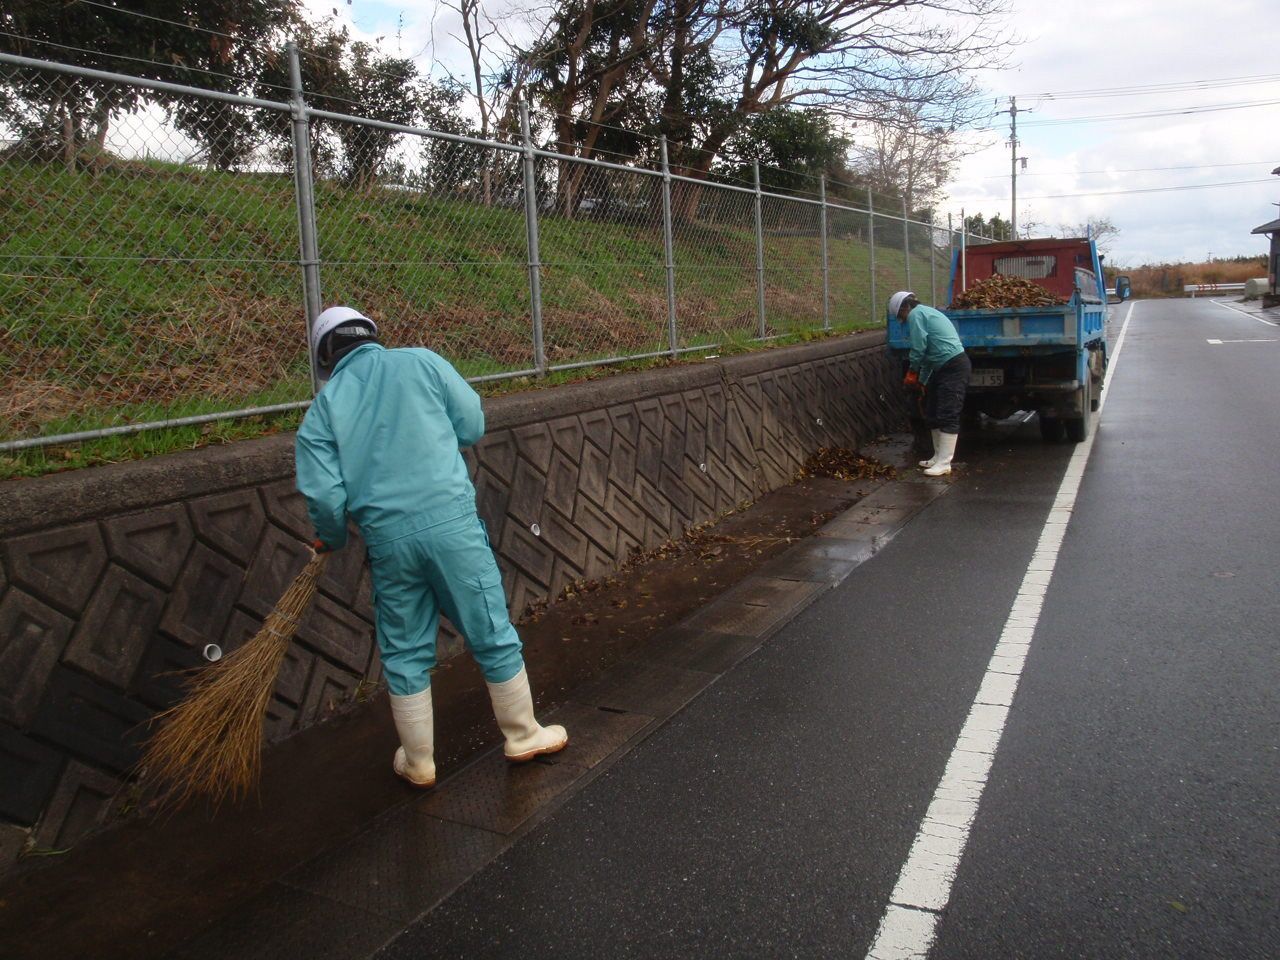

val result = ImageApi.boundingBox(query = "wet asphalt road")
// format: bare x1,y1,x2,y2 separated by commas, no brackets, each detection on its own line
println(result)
382,299,1279,959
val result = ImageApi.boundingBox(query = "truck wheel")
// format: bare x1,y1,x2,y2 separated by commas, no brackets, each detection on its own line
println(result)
1065,381,1091,442
1039,415,1065,442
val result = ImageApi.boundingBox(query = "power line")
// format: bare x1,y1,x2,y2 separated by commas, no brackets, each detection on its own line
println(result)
1018,97,1280,127
0,29,293,94
966,159,1278,181
1019,72,1280,101
1018,177,1275,200
74,0,245,43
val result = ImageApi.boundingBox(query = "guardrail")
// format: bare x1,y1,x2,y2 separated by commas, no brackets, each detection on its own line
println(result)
1184,282,1247,297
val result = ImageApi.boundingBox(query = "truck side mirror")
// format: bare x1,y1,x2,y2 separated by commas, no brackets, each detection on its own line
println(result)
1115,276,1131,300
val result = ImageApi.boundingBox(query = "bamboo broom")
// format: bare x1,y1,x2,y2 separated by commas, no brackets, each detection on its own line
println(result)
140,551,331,809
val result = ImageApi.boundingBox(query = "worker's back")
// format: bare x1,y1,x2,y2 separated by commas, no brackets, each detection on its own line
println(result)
296,342,484,547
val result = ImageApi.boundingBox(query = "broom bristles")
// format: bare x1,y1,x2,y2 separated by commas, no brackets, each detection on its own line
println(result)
139,552,330,810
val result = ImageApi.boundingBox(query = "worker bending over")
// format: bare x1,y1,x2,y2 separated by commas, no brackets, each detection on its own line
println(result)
888,291,971,477
295,306,567,788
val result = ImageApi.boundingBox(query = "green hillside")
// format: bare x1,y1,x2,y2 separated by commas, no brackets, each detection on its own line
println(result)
0,159,942,476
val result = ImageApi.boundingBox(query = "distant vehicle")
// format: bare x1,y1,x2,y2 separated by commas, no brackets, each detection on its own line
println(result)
888,236,1130,442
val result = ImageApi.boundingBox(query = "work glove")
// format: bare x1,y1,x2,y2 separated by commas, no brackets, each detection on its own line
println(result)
903,369,922,391
310,538,334,556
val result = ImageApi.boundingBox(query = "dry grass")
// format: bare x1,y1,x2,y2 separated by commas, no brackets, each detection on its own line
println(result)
1122,257,1267,298
138,552,329,810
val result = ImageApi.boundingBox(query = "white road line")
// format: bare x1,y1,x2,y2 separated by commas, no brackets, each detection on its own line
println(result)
1210,299,1278,326
1205,338,1278,344
864,302,1136,960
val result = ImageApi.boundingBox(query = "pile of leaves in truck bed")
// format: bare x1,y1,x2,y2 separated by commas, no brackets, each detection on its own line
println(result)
949,274,1068,309
799,447,897,482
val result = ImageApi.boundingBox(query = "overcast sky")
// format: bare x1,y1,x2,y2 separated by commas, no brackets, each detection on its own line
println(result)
312,0,1280,266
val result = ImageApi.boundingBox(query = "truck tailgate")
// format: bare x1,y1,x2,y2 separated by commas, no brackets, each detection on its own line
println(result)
948,306,1077,347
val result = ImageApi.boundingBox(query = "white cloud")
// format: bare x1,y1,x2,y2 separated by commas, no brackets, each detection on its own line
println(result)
944,0,1280,263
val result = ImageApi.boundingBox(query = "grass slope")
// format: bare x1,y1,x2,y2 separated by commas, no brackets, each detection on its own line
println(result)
1,159,942,477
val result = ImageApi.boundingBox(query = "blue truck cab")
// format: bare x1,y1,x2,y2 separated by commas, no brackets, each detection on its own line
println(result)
888,236,1129,442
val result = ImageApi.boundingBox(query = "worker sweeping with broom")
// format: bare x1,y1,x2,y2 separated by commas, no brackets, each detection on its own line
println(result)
296,306,568,788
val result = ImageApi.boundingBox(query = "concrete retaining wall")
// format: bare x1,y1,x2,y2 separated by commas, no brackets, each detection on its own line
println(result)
0,331,901,871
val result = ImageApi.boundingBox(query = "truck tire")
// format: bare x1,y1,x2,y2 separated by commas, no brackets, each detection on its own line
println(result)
1039,415,1066,442
1065,380,1091,442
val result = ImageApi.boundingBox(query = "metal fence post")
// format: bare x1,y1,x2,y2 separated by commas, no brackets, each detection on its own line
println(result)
660,136,678,356
287,42,323,394
948,212,955,302
753,161,766,339
929,211,937,305
820,175,830,330
902,196,911,292
519,100,546,374
867,188,877,325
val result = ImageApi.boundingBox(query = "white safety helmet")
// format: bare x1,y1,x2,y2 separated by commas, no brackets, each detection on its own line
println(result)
886,291,916,323
311,305,378,376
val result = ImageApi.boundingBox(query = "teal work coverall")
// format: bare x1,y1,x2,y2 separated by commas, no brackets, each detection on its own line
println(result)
295,343,523,696
905,304,965,384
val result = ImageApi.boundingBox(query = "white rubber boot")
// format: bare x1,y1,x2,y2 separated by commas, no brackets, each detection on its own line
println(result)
923,431,957,476
389,689,436,788
919,429,942,468
486,667,568,762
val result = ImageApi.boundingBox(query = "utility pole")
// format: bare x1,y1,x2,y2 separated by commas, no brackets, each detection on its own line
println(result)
1003,96,1029,237
1009,96,1019,236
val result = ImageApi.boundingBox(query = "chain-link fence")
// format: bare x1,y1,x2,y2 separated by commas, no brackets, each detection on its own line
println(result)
0,48,1002,453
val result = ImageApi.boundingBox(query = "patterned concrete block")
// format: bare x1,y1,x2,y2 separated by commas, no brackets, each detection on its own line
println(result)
506,457,547,527
573,493,619,556
579,408,612,453
536,503,588,571
583,543,613,580
499,523,554,587
0,727,63,825
188,489,267,564
633,475,673,532
239,526,309,621
131,636,205,712
548,416,584,461
608,432,637,493
544,450,579,518
265,697,300,743
578,440,610,507
684,389,708,427
514,422,554,473
635,396,663,436
601,485,643,550
162,544,244,648
658,466,695,526
275,644,315,707
660,415,686,473
705,407,727,461
317,532,365,607
34,760,120,851
261,479,313,541
297,595,372,674
607,404,640,446
634,426,662,487
473,468,510,541
64,565,166,689
0,590,72,727
30,668,150,774
478,429,517,484
300,659,360,728
103,505,193,588
5,523,106,617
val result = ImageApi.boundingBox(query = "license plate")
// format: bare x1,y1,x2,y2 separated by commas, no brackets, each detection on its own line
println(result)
970,368,1004,387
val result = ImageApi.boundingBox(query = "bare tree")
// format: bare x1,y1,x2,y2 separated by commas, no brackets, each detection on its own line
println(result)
574,0,1011,219
853,80,970,214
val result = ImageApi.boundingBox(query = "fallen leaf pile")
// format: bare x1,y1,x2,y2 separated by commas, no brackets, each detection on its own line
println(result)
799,447,897,482
949,274,1067,309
